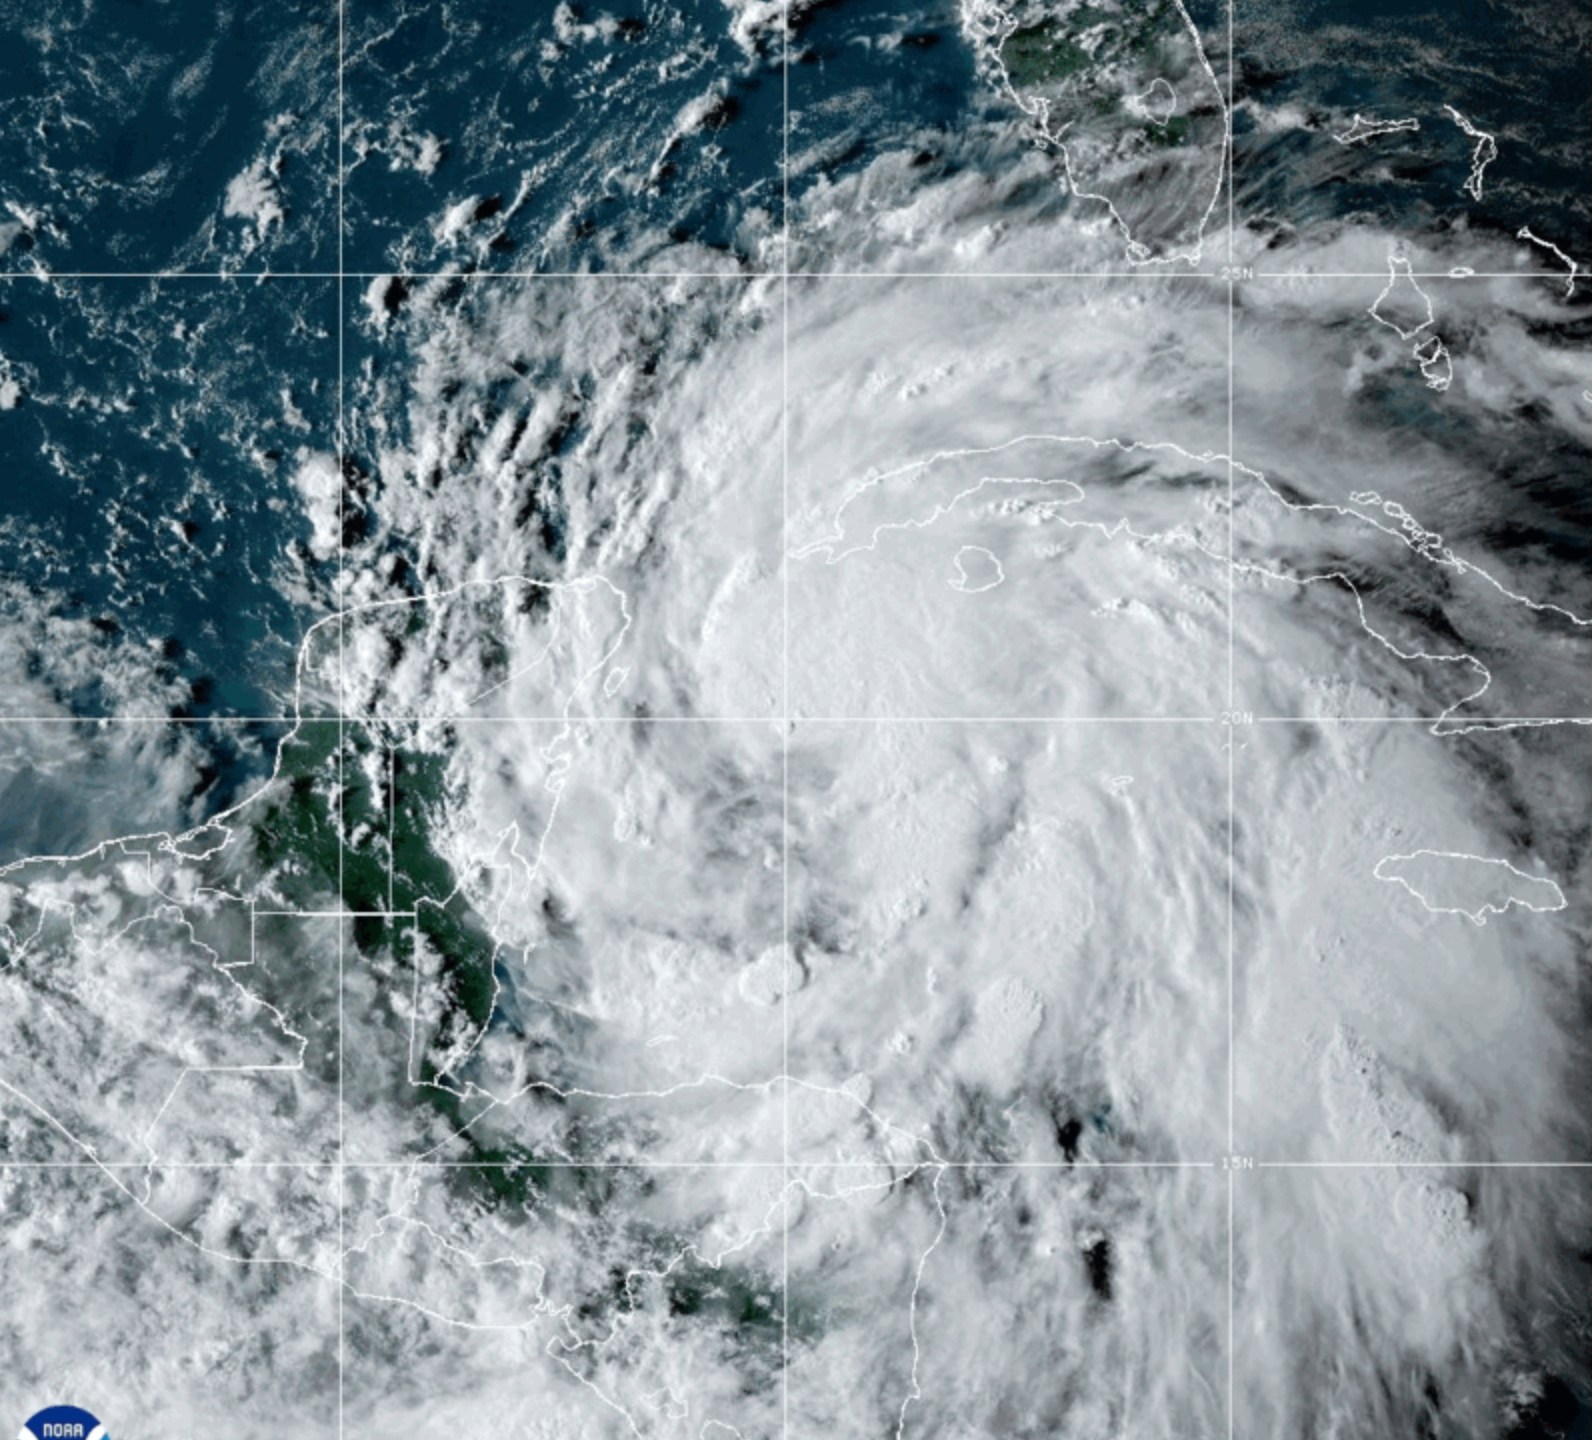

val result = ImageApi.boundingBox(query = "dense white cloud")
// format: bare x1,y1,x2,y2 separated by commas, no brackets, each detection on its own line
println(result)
5,14,1592,1435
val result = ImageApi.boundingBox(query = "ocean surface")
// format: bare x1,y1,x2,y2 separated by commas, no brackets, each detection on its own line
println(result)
3,3,1592,1437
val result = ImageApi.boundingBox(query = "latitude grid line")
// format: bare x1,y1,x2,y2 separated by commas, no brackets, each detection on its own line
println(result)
1,11,1587,1440
6,713,1592,724
8,1157,1587,1170
0,270,1573,282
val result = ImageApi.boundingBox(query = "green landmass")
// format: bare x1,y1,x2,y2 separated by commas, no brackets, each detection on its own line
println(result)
1146,112,1192,147
1000,20,1091,85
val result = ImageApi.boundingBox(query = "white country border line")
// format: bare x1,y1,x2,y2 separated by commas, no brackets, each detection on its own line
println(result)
789,430,1592,734
1333,114,1420,146
1371,849,1568,926
962,0,1230,267
1444,104,1498,201
1516,225,1579,298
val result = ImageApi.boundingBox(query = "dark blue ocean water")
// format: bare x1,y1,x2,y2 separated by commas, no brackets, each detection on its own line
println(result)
1235,0,1592,247
789,0,981,183
342,0,785,271
0,277,337,717
0,0,1585,728
0,5,1589,1435
0,0,337,274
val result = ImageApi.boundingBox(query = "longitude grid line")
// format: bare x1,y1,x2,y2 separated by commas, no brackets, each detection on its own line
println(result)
8,21,1561,1440
336,0,347,1435
780,3,792,1438
1224,0,1238,1434
0,19,1572,1440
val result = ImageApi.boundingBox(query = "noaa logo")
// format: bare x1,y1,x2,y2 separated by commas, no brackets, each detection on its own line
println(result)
18,1408,107,1440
